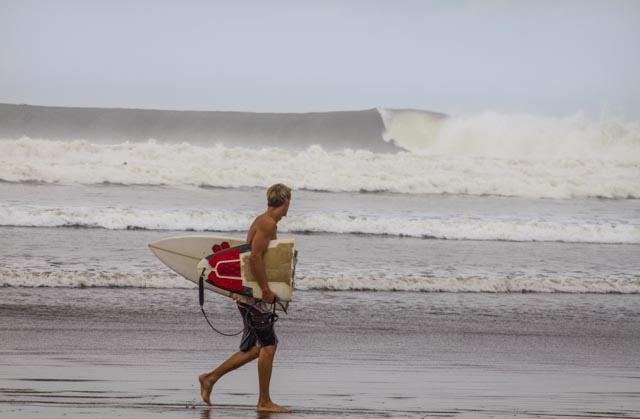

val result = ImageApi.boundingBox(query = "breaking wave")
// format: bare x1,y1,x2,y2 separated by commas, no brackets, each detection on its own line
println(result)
382,110,640,160
0,135,638,199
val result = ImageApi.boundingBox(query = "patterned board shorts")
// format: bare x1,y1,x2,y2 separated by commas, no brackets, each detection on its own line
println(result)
237,302,278,352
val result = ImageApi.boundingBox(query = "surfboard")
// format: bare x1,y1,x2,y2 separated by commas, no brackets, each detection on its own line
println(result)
148,235,296,310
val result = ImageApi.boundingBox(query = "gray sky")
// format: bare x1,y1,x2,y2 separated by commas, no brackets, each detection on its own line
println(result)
1,0,639,117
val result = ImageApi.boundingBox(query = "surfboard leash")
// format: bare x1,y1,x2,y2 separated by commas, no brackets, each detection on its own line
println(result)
198,269,283,337
199,270,244,337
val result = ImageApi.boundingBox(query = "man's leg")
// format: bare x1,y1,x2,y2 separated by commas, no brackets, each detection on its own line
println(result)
256,345,289,412
199,345,260,405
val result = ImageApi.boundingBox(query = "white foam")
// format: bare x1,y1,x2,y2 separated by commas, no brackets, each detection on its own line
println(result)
1,205,638,244
1,136,639,199
0,269,192,288
2,269,637,293
0,205,254,231
296,275,640,294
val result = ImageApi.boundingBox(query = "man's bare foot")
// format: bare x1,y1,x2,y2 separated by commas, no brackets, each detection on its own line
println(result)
256,401,290,413
198,373,215,406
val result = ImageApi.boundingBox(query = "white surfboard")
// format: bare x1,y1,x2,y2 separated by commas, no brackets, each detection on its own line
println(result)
149,235,296,310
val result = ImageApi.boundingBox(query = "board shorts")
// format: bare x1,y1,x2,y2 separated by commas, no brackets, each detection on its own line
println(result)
237,302,278,352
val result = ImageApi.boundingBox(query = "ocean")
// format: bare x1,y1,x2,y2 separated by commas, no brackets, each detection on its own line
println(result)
1,104,639,292
1,104,639,417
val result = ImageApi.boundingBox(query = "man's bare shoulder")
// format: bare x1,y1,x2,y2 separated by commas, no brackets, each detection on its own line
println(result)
254,214,277,232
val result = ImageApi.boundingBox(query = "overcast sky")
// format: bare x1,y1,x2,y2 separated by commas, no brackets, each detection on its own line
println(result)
1,0,638,117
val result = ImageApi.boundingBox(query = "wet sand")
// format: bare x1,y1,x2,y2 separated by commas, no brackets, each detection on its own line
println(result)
1,288,639,418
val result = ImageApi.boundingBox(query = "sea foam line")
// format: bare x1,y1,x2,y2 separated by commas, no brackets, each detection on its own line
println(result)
1,205,638,244
1,269,638,294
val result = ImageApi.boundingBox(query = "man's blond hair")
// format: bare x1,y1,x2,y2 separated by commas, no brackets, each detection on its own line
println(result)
267,183,291,207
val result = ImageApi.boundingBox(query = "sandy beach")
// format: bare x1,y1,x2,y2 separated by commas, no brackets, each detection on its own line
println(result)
2,287,639,418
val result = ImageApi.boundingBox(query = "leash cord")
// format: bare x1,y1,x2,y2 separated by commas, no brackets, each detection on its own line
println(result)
198,270,279,337
200,305,245,337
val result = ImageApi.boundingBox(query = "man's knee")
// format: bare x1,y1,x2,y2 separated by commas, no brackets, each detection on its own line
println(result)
260,344,277,356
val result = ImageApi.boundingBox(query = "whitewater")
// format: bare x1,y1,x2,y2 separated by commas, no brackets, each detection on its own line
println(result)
1,107,640,199
1,104,639,293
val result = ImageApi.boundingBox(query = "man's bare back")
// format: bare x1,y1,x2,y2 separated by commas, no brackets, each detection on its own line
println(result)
246,213,280,305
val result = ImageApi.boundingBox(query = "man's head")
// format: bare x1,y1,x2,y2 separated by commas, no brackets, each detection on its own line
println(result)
267,183,291,217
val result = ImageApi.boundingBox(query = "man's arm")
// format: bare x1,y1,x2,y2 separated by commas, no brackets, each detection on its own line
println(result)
249,220,278,303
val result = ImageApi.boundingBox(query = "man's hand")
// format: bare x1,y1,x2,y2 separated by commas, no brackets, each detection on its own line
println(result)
261,288,278,304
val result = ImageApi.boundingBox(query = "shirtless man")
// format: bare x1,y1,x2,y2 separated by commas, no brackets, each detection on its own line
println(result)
199,183,291,413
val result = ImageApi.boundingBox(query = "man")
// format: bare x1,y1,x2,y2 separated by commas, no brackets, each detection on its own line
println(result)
198,183,291,413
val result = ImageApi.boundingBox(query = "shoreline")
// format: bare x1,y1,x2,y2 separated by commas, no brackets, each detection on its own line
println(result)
2,288,639,418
